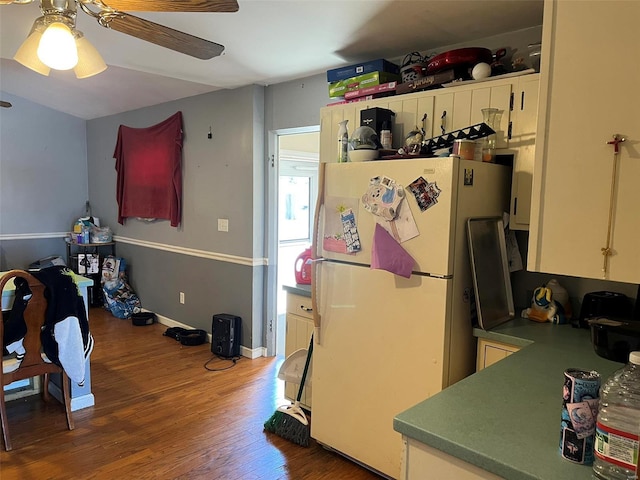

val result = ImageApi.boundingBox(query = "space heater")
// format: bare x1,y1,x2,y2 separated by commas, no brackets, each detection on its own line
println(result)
211,313,241,358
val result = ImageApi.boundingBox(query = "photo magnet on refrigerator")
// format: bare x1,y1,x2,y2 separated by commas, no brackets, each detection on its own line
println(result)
408,176,441,212
340,208,362,253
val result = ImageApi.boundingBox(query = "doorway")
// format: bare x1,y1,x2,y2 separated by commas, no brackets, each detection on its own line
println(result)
274,130,319,356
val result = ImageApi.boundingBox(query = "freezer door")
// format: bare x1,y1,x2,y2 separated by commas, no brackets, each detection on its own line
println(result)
311,261,451,478
319,158,457,276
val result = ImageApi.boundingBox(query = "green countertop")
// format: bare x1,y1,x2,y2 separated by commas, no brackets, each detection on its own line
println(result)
393,318,624,480
282,283,312,298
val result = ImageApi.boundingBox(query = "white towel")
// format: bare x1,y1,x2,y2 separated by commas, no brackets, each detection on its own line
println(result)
54,316,86,385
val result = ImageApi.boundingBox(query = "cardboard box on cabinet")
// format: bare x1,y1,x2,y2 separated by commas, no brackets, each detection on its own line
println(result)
326,58,400,83
328,71,401,98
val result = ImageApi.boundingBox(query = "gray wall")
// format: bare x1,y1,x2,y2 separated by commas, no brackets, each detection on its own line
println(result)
85,85,266,349
0,92,88,270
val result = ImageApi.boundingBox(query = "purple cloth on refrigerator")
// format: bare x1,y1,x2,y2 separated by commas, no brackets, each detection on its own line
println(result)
371,223,415,278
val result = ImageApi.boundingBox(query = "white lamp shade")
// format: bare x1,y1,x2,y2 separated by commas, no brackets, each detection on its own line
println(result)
37,22,78,70
13,30,51,76
74,36,107,79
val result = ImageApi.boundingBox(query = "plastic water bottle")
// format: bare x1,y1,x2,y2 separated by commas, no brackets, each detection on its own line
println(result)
593,351,640,480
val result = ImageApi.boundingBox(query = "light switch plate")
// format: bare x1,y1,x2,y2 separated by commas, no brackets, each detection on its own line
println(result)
218,218,229,232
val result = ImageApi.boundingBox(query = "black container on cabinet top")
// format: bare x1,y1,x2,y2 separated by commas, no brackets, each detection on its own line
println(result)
360,107,395,138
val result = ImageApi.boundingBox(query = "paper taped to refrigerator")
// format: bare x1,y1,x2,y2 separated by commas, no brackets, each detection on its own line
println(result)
371,223,415,278
323,196,360,254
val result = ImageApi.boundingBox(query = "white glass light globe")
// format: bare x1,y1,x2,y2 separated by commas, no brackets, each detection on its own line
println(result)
37,22,78,70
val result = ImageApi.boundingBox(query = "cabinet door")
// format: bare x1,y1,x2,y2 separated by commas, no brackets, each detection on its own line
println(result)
285,293,314,409
417,95,436,140
509,75,539,230
476,339,520,371
453,83,512,148
529,0,640,283
388,95,436,149
451,89,472,132
319,105,359,163
433,92,454,137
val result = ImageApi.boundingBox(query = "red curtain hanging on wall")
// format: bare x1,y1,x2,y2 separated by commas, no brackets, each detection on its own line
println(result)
113,111,183,227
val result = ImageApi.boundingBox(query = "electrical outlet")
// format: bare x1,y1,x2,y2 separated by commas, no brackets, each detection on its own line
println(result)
217,218,229,232
179,292,185,304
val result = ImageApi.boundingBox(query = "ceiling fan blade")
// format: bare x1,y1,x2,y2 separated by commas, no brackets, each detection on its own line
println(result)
102,12,225,59
0,101,13,108
100,0,238,12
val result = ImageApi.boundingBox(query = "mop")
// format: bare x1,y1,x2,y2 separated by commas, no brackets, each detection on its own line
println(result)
264,334,313,447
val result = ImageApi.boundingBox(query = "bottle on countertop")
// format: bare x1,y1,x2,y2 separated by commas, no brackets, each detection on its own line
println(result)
81,225,90,244
337,120,349,163
592,351,640,480
380,121,392,150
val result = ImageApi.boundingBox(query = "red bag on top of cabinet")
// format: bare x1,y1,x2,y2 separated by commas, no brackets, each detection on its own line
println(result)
113,111,183,227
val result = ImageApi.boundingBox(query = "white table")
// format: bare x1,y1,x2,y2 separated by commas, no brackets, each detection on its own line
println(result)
1,270,95,411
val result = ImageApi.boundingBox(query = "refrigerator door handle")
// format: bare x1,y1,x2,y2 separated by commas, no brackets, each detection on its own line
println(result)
311,162,326,345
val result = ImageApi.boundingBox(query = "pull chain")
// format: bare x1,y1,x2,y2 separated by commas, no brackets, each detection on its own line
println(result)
601,134,625,277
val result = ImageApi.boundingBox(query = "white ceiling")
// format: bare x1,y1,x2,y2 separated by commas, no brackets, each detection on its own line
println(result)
0,0,543,120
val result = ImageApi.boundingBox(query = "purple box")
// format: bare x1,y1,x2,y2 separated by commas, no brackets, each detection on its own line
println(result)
327,59,400,83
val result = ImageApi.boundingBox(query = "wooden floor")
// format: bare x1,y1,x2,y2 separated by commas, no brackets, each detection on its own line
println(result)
0,308,381,480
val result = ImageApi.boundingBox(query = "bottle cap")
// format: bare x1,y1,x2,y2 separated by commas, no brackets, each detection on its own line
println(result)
630,351,640,365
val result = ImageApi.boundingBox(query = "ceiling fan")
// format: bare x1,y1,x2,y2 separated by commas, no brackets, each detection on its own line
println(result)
2,0,239,78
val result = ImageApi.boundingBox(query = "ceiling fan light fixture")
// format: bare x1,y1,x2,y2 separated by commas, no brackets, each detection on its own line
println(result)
14,27,51,76
37,21,78,70
73,34,107,79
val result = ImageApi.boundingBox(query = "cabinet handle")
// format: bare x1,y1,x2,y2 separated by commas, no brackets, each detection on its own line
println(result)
514,197,518,216
508,121,513,140
521,91,525,111
300,306,313,313
440,110,447,135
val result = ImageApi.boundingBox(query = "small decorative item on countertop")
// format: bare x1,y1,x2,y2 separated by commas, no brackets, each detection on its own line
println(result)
521,284,568,324
348,126,379,162
560,369,600,465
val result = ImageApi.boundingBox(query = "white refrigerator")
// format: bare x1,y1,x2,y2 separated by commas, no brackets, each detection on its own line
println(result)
310,157,511,479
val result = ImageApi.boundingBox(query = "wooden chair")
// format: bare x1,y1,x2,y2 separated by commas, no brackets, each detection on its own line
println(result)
0,269,74,451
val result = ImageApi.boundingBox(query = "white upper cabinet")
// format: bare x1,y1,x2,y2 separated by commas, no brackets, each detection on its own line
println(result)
508,74,540,230
528,0,640,283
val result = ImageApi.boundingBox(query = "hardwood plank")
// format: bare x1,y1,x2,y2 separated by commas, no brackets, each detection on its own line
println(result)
0,308,381,479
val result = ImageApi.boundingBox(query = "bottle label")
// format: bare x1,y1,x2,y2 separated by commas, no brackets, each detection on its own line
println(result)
594,421,639,471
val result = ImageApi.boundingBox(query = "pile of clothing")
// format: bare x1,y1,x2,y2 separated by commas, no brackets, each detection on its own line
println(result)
101,256,141,319
3,267,94,386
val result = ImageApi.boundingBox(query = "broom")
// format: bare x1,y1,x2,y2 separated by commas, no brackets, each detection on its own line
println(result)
264,334,314,447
